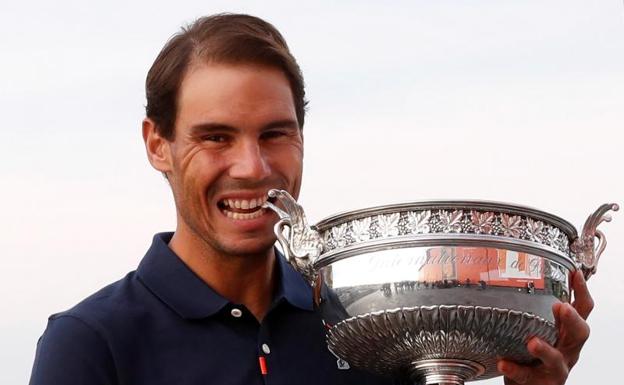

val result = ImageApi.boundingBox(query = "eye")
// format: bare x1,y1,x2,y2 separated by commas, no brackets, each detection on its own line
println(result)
201,134,229,143
261,130,288,140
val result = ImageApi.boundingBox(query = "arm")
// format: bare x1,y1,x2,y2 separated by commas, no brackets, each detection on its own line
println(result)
497,270,593,385
29,315,117,385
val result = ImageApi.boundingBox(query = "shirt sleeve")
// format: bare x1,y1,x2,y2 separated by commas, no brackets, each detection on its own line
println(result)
29,315,117,385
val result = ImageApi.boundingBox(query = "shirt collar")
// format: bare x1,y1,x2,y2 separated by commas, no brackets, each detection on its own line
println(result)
137,232,313,320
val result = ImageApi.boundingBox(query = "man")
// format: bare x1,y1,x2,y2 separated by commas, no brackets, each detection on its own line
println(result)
30,14,593,385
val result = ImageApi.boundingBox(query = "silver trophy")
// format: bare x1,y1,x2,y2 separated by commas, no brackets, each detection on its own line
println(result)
263,190,617,385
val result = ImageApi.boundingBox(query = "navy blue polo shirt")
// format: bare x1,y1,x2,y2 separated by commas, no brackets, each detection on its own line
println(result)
30,232,392,385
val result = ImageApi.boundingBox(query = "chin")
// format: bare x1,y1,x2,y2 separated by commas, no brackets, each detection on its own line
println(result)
217,237,277,258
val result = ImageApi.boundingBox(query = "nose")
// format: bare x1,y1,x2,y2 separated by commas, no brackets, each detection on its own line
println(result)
229,139,271,181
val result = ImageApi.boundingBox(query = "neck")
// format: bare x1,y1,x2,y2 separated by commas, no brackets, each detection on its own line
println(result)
168,225,276,321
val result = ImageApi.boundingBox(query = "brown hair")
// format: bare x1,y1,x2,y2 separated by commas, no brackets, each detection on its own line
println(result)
145,13,307,140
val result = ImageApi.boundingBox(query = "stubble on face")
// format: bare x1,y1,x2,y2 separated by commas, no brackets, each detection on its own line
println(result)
166,62,304,262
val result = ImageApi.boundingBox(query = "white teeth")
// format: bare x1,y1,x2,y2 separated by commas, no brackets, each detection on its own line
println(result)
221,196,268,211
219,194,272,221
224,208,266,220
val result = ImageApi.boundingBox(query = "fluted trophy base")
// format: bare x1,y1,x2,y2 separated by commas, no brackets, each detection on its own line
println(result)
409,359,485,385
326,305,557,383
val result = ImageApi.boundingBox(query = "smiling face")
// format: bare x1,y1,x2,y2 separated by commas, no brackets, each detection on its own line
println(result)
147,62,303,258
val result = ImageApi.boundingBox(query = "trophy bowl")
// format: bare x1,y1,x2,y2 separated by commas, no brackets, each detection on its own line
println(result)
264,190,618,385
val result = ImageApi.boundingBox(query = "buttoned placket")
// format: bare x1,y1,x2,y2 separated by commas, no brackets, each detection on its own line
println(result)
223,304,274,383
257,318,273,384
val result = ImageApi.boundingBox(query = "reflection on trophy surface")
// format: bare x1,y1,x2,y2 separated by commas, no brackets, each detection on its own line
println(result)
264,189,618,385
327,246,568,323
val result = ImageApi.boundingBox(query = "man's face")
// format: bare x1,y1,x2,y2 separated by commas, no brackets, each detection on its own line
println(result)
165,62,303,257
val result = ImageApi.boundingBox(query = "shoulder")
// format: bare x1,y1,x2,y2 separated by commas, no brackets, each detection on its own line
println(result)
34,272,146,359
30,314,118,385
59,271,155,333
29,272,148,385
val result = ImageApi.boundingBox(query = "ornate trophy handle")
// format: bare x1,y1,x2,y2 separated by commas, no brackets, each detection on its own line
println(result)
571,203,619,280
263,189,323,286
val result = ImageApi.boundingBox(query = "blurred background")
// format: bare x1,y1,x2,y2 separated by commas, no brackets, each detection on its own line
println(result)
1,1,622,384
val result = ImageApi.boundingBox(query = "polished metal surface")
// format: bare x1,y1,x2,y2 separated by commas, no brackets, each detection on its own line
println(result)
264,190,617,384
320,246,570,323
571,203,619,278
409,359,486,385
318,205,573,270
265,189,322,283
326,306,556,382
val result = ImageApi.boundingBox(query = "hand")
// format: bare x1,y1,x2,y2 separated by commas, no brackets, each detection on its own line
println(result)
497,270,593,385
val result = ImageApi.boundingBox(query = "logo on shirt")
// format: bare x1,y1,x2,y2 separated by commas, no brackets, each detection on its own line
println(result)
327,346,350,370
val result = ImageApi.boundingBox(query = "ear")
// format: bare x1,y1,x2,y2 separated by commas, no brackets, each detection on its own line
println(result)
142,118,173,174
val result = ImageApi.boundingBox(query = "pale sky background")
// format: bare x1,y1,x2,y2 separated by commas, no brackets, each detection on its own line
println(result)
1,1,623,384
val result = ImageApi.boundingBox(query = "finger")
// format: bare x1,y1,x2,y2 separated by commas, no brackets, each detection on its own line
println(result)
560,302,590,342
552,301,564,331
526,337,567,372
554,303,590,366
571,270,594,319
497,360,529,385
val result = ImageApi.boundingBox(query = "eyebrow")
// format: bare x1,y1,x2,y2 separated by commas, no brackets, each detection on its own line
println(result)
189,123,237,136
263,119,299,131
189,119,299,136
